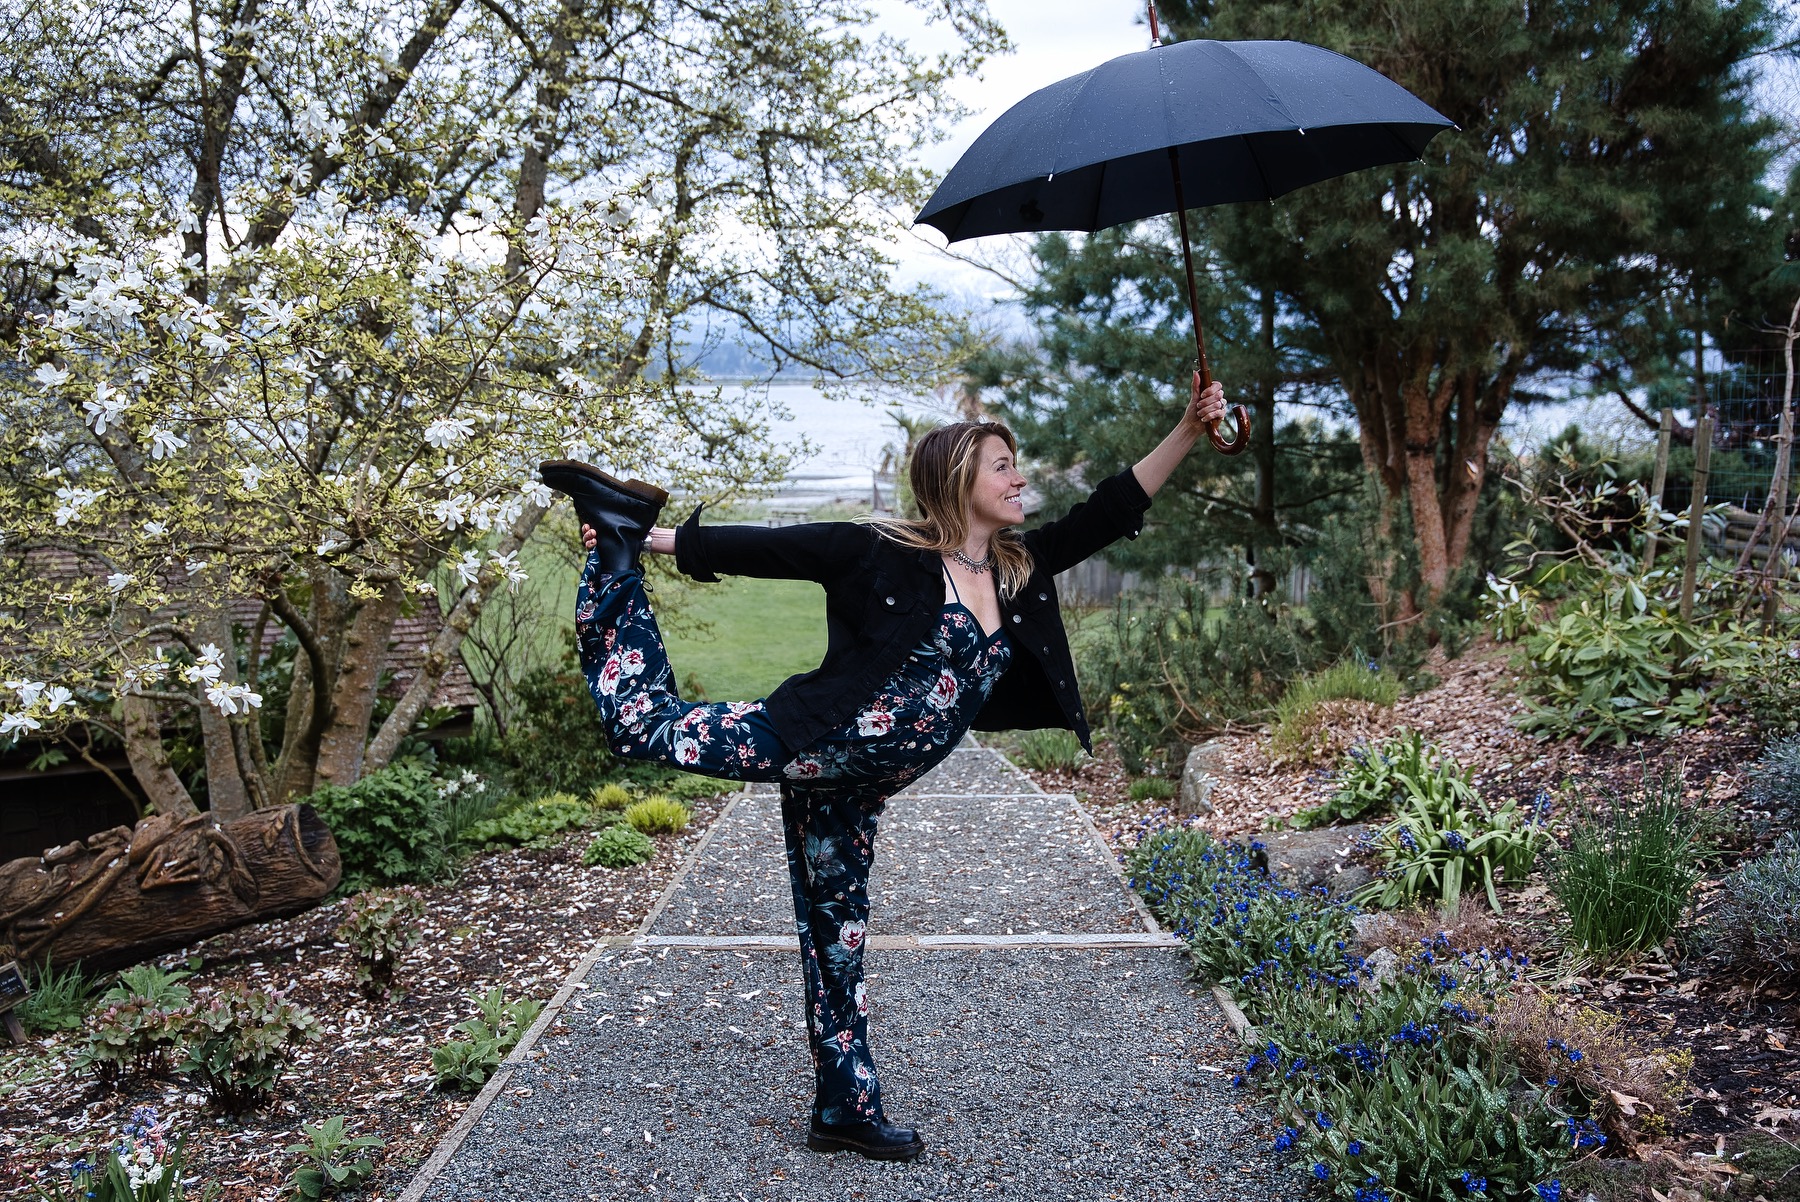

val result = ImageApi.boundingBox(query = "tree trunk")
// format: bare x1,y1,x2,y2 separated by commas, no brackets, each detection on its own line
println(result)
1248,285,1279,599
193,606,252,819
0,805,339,974
313,583,403,787
119,693,199,819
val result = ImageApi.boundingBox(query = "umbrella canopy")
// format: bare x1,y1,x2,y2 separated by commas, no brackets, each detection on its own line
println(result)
918,38,1453,243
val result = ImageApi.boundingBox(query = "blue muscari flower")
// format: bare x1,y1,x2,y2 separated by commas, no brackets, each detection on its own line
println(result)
1272,1125,1300,1151
68,1159,94,1179
1314,1163,1331,1180
1445,830,1466,851
1546,1077,1559,1088
1346,1141,1363,1156
1536,1181,1562,1202
1398,828,1418,851
1567,1048,1584,1063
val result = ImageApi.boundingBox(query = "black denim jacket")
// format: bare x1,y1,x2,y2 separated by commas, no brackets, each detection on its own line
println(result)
673,467,1153,757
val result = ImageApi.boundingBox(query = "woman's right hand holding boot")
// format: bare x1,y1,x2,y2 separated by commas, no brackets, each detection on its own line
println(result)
583,524,674,555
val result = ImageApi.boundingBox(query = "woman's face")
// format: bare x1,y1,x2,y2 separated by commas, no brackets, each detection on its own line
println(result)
965,434,1027,532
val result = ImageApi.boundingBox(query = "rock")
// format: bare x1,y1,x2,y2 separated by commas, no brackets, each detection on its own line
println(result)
1362,946,1401,988
1176,741,1224,815
1351,911,1400,945
1251,824,1375,896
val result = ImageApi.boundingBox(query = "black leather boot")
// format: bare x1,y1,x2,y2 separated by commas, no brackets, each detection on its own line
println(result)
805,1116,925,1161
538,460,668,575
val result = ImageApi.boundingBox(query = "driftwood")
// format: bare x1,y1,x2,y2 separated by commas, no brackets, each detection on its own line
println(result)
0,805,340,974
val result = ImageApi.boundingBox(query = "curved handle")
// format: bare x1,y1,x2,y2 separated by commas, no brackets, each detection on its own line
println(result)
1208,404,1252,455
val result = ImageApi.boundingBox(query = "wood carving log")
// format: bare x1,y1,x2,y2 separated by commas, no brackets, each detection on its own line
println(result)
0,805,340,974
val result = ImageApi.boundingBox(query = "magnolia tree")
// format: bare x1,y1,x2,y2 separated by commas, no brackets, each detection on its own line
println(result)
0,0,1000,820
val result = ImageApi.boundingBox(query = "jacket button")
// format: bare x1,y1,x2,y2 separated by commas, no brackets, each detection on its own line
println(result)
1059,679,1068,689
1038,591,1048,601
1011,614,1022,624
1041,645,1050,654
885,596,895,605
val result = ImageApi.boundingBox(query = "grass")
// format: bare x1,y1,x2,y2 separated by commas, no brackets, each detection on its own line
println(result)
659,574,826,702
1267,658,1400,764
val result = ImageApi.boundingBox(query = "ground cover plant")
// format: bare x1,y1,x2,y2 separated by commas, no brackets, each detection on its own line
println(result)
1127,826,1611,1200
1267,660,1400,768
1711,832,1800,980
430,987,542,1093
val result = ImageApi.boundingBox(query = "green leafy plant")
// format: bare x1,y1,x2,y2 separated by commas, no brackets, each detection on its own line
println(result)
431,987,541,1092
434,768,509,845
504,661,618,793
1267,658,1400,766
34,1108,204,1201
285,1115,385,1200
1711,833,1800,980
589,782,633,811
1126,776,1176,802
583,824,655,868
335,886,426,998
1353,738,1546,912
623,795,690,835
16,960,95,1035
304,760,448,891
177,983,322,1113
1551,771,1716,954
75,966,193,1083
459,791,599,848
1013,728,1084,772
1297,729,1460,830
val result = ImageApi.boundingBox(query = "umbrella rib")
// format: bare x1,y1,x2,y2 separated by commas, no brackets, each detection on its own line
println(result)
1241,132,1276,200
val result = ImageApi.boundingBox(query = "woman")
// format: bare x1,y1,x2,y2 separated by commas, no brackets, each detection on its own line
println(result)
539,380,1227,1163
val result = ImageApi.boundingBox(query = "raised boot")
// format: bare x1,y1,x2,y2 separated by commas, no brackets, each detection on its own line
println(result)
538,460,668,575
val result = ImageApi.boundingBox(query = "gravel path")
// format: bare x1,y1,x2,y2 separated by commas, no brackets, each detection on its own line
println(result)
406,746,1295,1201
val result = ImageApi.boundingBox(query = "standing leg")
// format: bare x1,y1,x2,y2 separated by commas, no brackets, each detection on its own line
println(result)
780,784,923,1160
575,554,786,782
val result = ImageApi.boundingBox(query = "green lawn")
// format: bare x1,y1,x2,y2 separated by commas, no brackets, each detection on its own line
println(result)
658,574,827,703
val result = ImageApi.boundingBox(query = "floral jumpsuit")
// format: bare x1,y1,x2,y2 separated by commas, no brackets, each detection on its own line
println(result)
575,554,1010,1124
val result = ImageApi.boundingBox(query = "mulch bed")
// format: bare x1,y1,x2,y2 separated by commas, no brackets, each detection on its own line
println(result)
1012,641,1799,1194
0,791,731,1201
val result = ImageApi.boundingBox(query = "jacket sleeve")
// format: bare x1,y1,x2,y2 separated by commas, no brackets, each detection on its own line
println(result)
1022,467,1154,578
673,505,870,583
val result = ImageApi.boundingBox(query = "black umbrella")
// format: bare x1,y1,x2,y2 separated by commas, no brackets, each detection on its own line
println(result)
918,3,1454,454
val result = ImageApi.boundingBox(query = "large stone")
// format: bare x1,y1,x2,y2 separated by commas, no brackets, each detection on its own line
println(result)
1251,824,1375,896
1176,741,1224,815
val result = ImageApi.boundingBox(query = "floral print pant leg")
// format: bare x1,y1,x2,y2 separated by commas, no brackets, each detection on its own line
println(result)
575,558,788,781
780,783,886,1125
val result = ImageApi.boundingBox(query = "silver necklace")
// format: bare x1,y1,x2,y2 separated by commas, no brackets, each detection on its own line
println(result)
949,547,992,574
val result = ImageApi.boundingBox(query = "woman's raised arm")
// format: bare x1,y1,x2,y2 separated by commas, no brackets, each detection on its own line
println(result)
1131,378,1227,499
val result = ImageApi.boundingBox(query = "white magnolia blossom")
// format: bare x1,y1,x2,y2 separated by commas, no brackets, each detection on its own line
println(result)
490,550,528,591
180,643,226,687
455,550,482,584
205,681,264,715
143,520,167,536
423,416,474,449
53,485,102,526
522,480,555,508
106,572,135,592
33,362,70,389
0,712,43,737
122,653,170,689
238,465,265,491
43,685,73,711
148,427,187,460
83,381,128,434
316,538,346,556
199,331,231,357
6,679,47,707
431,493,470,530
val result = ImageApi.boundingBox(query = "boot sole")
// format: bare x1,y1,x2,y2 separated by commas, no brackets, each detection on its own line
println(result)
538,460,669,506
804,1130,925,1161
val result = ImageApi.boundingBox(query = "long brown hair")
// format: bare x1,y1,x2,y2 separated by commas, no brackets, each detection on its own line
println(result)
863,420,1034,598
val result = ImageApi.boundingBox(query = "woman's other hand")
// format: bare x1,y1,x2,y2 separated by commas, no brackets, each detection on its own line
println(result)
584,524,676,554
1187,375,1227,428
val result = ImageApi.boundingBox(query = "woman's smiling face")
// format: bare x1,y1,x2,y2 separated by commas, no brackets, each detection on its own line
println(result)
966,434,1027,531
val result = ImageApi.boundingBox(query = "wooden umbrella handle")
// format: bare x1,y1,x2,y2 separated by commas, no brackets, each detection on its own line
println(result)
1193,364,1251,456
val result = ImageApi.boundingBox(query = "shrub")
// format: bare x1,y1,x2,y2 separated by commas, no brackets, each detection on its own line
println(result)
1126,776,1175,802
1268,659,1400,766
335,887,426,998
177,983,322,1113
583,825,655,868
76,966,192,1083
504,660,617,793
432,986,541,1092
1355,737,1546,912
1014,728,1084,772
435,768,508,845
590,782,633,811
16,960,95,1035
286,1114,385,1200
304,760,447,891
1711,833,1800,979
1551,771,1715,955
1745,734,1800,815
624,795,690,835
459,791,597,848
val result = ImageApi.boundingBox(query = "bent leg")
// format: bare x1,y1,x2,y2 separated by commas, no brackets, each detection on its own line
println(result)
575,554,786,782
780,783,885,1125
